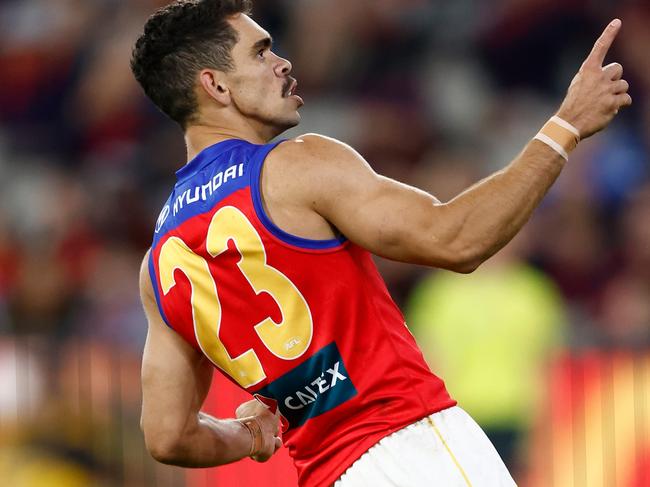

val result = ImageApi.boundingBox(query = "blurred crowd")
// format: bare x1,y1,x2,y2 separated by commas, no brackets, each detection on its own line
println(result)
0,0,648,485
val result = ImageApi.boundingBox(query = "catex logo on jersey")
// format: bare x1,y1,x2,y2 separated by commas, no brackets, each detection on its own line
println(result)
284,360,347,410
255,342,357,430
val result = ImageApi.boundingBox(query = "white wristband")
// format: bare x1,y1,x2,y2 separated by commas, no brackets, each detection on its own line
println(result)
534,133,570,161
534,116,581,161
550,116,581,138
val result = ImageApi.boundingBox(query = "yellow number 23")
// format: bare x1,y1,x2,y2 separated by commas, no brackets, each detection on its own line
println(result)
158,206,313,388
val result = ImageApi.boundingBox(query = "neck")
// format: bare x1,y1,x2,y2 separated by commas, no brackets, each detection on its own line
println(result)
184,118,279,162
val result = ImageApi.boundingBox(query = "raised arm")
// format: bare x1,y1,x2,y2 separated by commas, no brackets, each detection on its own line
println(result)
268,20,630,273
139,252,281,467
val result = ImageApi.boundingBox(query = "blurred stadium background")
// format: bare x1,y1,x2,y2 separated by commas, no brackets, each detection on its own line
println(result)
1,0,649,485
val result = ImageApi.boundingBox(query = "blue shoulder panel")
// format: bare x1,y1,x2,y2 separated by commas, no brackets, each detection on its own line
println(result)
151,137,349,254
152,140,254,249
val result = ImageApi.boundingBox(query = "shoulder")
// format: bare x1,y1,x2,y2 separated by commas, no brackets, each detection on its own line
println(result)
261,134,376,212
279,133,350,153
270,133,362,169
264,134,371,193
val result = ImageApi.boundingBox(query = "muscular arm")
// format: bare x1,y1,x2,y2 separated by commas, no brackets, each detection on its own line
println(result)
274,135,562,273
139,252,253,467
268,21,629,273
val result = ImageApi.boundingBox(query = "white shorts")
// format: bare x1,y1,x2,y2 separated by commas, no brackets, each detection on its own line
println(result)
334,407,517,486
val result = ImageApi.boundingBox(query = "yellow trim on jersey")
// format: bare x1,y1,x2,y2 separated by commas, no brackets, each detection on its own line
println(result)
427,417,473,487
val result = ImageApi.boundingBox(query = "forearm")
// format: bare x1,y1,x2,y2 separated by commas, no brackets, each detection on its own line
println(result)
427,19,630,271
149,412,252,468
438,139,565,270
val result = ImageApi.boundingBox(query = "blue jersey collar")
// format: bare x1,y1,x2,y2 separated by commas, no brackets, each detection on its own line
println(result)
176,139,247,181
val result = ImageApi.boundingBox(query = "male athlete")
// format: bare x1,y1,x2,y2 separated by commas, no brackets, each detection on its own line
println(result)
131,1,631,485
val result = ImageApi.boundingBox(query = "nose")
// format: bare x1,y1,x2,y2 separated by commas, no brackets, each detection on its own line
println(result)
275,56,292,77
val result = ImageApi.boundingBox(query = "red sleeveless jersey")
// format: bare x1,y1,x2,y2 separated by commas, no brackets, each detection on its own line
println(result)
148,139,456,487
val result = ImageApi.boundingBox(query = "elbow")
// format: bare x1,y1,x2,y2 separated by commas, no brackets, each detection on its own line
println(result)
448,242,487,274
439,250,482,274
148,447,175,465
144,428,186,465
424,239,485,274
415,213,485,273
448,257,482,274
146,437,180,465
147,439,185,465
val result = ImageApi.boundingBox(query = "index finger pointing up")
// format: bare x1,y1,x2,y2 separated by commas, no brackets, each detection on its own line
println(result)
584,19,622,68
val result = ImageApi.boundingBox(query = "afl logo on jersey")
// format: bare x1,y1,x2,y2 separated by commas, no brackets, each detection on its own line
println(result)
155,205,171,233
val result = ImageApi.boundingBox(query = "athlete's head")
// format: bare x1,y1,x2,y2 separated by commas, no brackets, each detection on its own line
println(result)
131,0,302,136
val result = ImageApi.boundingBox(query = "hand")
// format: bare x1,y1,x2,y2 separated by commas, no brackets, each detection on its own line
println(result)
236,399,282,462
557,19,632,139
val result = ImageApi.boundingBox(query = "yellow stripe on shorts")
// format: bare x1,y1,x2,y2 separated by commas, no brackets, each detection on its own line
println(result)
427,417,473,487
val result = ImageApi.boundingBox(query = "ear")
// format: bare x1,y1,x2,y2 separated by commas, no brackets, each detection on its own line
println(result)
198,69,231,106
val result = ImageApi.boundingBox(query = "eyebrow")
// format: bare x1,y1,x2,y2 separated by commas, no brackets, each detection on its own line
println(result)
251,36,273,55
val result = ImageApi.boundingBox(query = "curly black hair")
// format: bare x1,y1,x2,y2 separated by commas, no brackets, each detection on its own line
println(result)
131,0,253,129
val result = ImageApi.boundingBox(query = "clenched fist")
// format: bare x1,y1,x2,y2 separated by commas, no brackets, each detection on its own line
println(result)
236,399,283,462
557,19,632,139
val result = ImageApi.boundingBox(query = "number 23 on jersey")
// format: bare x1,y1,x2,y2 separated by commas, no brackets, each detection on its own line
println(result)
158,206,314,388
